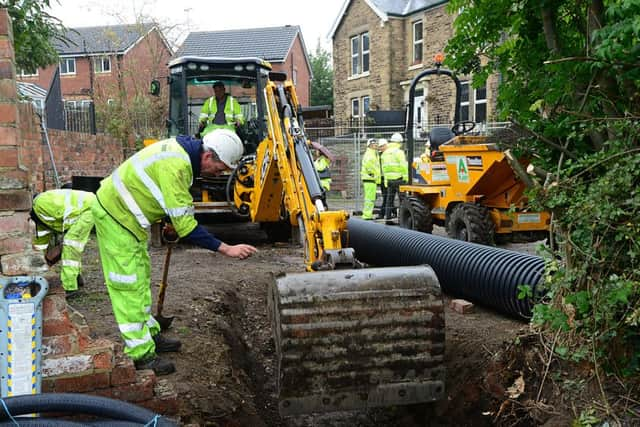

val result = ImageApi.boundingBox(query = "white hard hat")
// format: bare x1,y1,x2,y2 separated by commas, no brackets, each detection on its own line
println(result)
390,132,403,143
377,138,388,147
367,138,377,146
202,129,244,168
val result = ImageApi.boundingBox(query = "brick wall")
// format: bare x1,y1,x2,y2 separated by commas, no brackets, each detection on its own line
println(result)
0,9,176,414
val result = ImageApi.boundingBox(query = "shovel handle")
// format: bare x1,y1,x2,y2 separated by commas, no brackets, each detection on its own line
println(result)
156,245,172,316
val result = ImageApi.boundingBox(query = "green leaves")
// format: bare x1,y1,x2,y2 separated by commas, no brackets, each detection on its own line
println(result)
446,0,640,379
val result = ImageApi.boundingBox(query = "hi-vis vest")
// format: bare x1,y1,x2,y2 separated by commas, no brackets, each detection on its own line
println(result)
97,138,197,241
32,189,96,249
199,95,244,135
361,148,381,184
381,143,409,183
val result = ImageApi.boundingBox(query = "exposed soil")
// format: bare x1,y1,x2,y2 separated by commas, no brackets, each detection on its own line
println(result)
70,221,577,427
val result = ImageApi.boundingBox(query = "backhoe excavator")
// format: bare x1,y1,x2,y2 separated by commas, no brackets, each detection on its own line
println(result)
159,56,446,415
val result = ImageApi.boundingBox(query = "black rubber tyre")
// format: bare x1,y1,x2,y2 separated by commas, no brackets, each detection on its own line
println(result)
399,197,433,233
446,203,495,245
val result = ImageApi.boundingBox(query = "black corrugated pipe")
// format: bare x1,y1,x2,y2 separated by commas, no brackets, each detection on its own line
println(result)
347,218,545,319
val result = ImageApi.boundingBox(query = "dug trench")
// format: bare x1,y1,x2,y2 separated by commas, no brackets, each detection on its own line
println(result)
72,222,572,426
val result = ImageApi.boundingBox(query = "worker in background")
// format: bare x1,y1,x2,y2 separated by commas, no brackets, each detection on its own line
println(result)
376,138,388,219
360,138,381,220
314,150,332,192
380,132,409,223
30,188,96,297
91,129,257,376
198,80,245,137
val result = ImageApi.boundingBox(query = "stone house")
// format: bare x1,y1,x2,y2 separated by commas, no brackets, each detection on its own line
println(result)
175,25,313,106
17,23,173,109
329,0,499,129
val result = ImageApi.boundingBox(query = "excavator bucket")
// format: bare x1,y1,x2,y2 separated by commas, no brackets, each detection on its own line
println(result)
269,265,445,416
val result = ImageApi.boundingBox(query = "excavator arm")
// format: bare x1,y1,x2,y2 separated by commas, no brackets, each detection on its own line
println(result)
232,74,446,416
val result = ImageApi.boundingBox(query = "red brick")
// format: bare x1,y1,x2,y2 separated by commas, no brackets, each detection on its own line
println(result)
43,294,68,322
1,251,47,275
0,235,27,255
0,38,12,58
111,357,137,386
92,350,115,371
43,317,76,337
111,370,156,402
0,102,16,122
42,334,76,357
449,299,474,314
42,379,55,393
54,372,110,393
0,146,18,167
0,169,29,190
0,190,31,210
0,211,29,233
0,11,12,38
0,79,16,101
0,61,13,79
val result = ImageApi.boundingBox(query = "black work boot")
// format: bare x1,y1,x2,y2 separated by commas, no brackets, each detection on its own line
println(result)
153,334,182,353
134,355,175,376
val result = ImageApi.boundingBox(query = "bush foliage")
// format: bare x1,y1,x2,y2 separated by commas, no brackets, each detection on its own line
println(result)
445,0,640,380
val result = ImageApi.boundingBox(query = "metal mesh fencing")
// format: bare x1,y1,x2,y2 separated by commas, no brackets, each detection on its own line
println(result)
305,121,511,215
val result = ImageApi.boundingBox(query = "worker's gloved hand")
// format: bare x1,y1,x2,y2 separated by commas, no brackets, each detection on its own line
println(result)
45,244,62,266
162,224,179,244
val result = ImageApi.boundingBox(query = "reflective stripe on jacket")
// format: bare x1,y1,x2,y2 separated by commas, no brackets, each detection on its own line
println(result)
360,147,381,184
32,190,96,248
199,95,244,135
96,138,197,241
381,143,409,184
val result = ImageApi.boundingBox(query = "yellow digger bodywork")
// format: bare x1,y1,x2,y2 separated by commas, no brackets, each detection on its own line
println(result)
156,57,446,415
400,63,550,245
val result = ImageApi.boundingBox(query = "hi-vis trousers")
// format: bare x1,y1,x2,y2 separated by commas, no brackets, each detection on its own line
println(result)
91,202,160,361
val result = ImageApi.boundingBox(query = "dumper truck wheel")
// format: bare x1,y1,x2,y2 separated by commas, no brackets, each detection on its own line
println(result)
399,197,433,233
446,203,494,245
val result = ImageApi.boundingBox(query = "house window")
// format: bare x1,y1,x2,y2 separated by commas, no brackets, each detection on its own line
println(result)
64,100,77,108
93,57,111,73
362,96,370,116
80,100,93,110
350,32,370,76
19,68,38,77
293,69,297,86
474,86,487,123
459,80,487,123
413,21,423,63
60,58,76,75
351,98,360,117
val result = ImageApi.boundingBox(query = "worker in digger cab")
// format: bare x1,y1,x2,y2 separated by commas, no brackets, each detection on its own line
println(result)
30,188,96,298
198,80,244,138
360,138,381,220
314,150,332,192
379,133,409,223
91,129,257,376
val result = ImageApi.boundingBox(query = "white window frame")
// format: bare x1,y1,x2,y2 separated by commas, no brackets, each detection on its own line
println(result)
460,80,470,121
351,98,360,117
459,80,488,123
60,58,76,75
93,56,111,73
474,86,487,123
362,32,370,74
64,100,77,108
350,32,370,77
362,96,370,116
413,20,423,63
19,69,39,77
351,35,360,76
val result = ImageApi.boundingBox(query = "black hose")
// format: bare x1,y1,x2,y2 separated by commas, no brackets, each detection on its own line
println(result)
1,420,87,427
347,218,545,319
0,393,176,426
